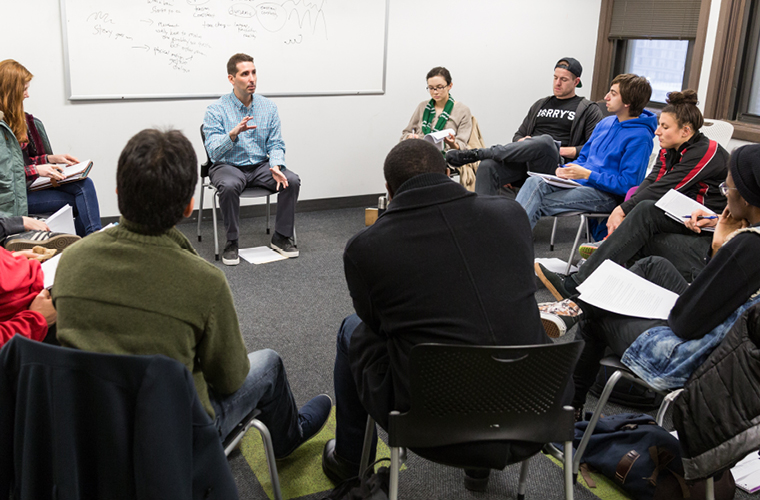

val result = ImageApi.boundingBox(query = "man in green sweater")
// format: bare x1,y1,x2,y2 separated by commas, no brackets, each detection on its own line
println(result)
53,129,330,458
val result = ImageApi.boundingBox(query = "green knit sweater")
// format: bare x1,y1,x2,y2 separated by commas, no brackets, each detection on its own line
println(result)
53,218,250,417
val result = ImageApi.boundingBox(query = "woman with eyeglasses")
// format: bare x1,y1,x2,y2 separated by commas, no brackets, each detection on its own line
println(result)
542,144,760,421
0,59,101,237
400,67,472,152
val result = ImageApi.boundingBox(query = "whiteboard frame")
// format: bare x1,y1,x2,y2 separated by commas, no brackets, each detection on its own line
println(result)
60,0,389,101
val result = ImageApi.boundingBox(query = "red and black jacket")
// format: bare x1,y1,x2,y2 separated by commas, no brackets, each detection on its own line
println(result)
620,132,729,215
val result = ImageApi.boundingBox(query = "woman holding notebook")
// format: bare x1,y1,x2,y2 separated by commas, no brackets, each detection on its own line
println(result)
400,66,473,152
0,59,101,236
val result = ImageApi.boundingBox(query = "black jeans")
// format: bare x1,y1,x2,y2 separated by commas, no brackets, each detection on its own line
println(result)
474,134,561,195
570,199,712,288
571,256,690,408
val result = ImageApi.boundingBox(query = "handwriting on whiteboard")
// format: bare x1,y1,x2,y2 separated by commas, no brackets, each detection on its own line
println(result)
82,0,328,73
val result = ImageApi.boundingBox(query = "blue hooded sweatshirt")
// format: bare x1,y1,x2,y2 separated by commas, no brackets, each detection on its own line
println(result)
568,109,657,197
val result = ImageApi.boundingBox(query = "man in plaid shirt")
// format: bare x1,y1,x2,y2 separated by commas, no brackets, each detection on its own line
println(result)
203,53,301,265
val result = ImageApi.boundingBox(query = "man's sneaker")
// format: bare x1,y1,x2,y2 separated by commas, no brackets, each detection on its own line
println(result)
278,394,332,460
271,232,299,258
578,240,604,260
445,149,482,167
222,240,239,266
538,299,582,338
3,230,80,254
534,262,571,301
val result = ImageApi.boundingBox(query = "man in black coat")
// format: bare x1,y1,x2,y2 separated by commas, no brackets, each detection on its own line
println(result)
321,139,551,491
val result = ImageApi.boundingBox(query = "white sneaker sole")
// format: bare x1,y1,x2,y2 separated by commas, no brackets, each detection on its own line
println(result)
540,312,567,338
222,255,240,265
271,243,299,258
4,234,81,254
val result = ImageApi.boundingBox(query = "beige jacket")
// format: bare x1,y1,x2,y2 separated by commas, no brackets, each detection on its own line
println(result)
400,100,473,151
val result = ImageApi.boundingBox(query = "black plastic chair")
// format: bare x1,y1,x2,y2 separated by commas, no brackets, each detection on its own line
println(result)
359,341,584,499
197,124,277,261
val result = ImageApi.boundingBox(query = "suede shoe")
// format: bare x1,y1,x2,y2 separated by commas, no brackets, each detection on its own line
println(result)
3,230,80,254
445,149,482,167
271,232,299,258
534,262,571,301
222,239,239,266
322,438,362,483
538,299,582,338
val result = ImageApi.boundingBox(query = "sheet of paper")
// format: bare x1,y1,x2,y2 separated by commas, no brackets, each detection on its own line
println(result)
41,254,62,289
534,258,578,275
30,160,92,189
576,260,679,320
423,128,455,150
654,189,716,232
527,171,581,189
238,246,288,265
44,204,76,235
732,451,760,493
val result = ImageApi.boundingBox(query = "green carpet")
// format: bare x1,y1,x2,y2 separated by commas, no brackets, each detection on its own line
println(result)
547,455,631,500
240,408,399,500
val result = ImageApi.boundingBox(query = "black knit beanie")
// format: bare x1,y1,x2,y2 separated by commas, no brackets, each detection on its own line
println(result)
730,144,760,207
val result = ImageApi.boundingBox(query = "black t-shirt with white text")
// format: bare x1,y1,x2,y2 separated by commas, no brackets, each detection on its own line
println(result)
532,96,583,147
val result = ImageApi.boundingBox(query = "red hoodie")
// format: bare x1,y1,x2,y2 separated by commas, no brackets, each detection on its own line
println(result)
0,248,46,345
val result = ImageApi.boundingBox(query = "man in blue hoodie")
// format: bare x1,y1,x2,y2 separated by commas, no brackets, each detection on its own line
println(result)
515,74,657,229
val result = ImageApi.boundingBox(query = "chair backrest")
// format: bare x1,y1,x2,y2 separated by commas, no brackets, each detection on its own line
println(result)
0,335,238,499
199,123,214,178
646,136,661,176
388,341,583,449
701,119,734,151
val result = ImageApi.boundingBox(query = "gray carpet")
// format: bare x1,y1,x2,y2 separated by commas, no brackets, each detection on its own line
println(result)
180,206,751,500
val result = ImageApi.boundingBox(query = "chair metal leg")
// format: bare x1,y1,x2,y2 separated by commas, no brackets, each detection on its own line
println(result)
359,416,375,473
212,192,220,261
197,183,206,242
564,441,574,500
550,217,559,251
517,458,530,500
389,446,401,500
573,369,625,474
266,195,271,234
565,215,586,275
706,476,715,500
655,388,683,426
249,419,284,500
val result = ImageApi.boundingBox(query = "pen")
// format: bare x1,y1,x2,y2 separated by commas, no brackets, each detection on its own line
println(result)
682,215,718,220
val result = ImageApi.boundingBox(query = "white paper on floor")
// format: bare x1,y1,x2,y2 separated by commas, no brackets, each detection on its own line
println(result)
238,246,288,265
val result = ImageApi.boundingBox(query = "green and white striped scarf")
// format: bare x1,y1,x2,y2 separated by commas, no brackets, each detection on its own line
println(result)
421,96,455,135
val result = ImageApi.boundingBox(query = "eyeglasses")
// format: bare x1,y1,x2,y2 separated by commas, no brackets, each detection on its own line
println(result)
426,85,449,92
719,182,739,197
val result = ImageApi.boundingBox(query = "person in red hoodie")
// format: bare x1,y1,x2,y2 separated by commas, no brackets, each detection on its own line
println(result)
0,219,56,346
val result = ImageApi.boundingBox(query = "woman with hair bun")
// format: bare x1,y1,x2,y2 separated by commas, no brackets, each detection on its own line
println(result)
604,89,729,234
400,66,473,152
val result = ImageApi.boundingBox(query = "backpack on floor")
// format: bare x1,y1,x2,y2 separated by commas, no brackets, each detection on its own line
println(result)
574,413,735,500
589,364,664,410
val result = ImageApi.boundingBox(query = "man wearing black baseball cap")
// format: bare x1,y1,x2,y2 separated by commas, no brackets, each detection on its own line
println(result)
447,57,602,196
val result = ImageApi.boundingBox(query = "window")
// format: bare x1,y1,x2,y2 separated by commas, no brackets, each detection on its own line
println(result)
591,0,711,107
705,0,760,141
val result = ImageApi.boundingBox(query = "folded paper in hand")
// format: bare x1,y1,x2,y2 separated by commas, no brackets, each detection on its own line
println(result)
423,129,455,151
654,189,716,232
527,171,581,189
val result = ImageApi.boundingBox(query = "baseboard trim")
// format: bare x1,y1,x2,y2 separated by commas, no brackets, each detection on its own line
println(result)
100,193,385,226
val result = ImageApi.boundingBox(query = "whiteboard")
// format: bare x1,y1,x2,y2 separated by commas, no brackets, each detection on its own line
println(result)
60,0,388,100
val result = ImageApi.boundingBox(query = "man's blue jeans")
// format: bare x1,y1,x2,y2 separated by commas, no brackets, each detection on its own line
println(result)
209,349,301,458
515,175,618,229
334,314,377,466
26,178,102,236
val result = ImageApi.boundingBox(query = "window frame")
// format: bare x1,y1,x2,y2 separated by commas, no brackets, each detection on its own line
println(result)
704,0,760,141
590,0,713,108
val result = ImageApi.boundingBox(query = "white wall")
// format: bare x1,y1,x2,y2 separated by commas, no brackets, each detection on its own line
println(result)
5,0,602,217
